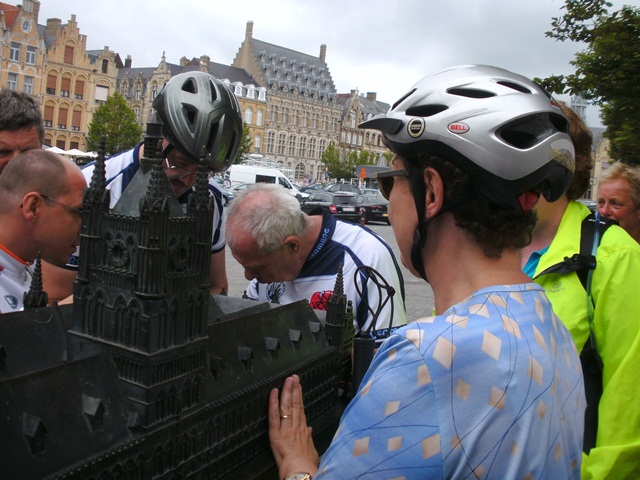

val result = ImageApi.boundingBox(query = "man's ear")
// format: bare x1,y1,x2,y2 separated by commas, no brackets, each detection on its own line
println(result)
21,192,42,221
423,167,444,220
283,235,300,254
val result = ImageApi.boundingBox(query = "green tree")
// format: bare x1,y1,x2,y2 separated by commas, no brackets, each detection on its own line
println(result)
86,92,143,155
234,123,252,164
321,142,349,180
321,143,378,180
539,0,640,164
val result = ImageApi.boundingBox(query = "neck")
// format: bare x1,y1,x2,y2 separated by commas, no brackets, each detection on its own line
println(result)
424,215,531,315
520,196,568,268
0,242,29,265
300,215,323,259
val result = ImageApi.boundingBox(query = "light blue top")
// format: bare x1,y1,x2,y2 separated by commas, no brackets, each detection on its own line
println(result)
315,283,585,479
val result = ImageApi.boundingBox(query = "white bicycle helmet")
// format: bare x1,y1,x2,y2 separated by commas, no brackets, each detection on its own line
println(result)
360,64,575,209
153,71,243,172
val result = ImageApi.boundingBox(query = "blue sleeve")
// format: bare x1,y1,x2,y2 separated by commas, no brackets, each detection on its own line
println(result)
315,333,443,479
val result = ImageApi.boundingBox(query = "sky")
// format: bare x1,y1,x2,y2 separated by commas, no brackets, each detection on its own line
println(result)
37,0,640,127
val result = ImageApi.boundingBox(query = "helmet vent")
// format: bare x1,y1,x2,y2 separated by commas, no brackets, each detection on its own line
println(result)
182,78,197,94
498,113,559,149
208,79,218,102
447,88,495,99
184,106,198,131
406,104,448,118
496,81,532,94
392,88,416,110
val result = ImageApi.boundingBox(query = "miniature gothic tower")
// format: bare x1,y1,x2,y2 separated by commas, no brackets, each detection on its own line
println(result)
70,117,213,429
23,253,47,309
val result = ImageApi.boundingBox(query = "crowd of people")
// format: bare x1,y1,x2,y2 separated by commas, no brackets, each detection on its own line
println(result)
1,64,639,478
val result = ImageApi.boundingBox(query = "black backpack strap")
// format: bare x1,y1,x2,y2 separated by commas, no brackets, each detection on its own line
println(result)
576,213,617,290
536,212,616,290
580,333,603,454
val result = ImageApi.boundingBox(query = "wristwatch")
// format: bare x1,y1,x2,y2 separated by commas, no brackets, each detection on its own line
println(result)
284,473,313,480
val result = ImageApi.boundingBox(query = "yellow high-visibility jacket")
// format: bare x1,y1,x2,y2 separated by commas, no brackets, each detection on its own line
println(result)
531,200,640,479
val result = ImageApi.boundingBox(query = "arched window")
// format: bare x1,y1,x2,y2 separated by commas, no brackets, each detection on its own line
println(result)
245,107,253,124
256,109,263,126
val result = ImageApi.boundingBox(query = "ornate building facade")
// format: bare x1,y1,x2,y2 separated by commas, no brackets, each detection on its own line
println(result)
232,21,343,183
0,0,121,151
337,89,390,166
0,0,45,103
41,16,120,151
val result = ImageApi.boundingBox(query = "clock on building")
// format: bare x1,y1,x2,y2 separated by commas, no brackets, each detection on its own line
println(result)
21,19,31,33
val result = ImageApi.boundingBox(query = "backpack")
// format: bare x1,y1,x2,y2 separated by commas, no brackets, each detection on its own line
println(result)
536,211,617,454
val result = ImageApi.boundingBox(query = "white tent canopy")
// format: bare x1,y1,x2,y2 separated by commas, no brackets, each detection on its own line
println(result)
44,146,97,157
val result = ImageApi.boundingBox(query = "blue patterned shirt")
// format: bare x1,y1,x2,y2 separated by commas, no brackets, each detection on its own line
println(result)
316,283,584,479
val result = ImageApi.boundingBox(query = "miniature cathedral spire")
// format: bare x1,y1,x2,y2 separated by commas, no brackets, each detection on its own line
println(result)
89,138,107,192
23,252,48,309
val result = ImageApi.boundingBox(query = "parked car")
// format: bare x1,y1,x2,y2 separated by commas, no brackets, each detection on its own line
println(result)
321,183,362,195
300,192,362,223
298,183,325,194
362,188,385,199
209,177,235,206
356,194,390,224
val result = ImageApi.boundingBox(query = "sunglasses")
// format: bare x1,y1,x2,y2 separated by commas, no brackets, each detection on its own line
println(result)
40,193,84,217
376,169,408,200
164,157,197,180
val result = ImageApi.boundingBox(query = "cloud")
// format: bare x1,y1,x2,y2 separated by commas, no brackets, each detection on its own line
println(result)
38,0,639,125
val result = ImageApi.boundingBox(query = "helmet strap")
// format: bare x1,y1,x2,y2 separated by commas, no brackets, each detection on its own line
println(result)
162,143,175,159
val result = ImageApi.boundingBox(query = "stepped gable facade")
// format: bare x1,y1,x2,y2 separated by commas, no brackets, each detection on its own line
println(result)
337,89,391,165
0,118,353,479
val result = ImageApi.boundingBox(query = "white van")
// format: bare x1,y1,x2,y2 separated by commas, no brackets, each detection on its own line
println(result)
228,165,308,199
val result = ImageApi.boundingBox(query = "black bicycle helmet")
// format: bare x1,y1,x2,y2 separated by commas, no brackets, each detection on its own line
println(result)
153,71,243,172
360,64,575,210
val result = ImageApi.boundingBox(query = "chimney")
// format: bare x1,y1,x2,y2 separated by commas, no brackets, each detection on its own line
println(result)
180,56,189,67
46,18,62,37
33,0,40,22
366,92,377,102
22,0,34,13
319,44,327,64
246,20,254,40
125,55,132,68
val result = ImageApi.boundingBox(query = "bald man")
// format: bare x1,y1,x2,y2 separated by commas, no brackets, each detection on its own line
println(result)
0,149,86,312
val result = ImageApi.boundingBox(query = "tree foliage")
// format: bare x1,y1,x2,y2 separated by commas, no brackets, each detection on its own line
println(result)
321,142,378,180
234,123,252,164
538,0,640,164
87,92,143,155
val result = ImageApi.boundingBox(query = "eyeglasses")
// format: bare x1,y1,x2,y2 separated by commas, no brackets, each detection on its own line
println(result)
376,169,409,200
164,157,196,180
40,193,83,217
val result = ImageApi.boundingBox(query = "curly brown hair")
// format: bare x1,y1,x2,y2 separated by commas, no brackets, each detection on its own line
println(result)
403,154,537,258
560,103,593,200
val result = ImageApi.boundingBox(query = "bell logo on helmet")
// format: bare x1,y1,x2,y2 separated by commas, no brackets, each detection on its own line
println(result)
407,118,425,138
448,122,470,134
